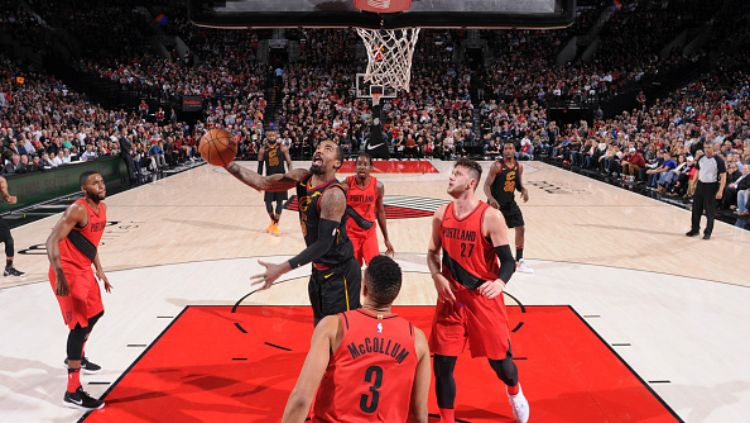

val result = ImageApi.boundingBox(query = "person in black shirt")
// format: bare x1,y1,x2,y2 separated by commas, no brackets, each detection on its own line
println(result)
224,139,361,323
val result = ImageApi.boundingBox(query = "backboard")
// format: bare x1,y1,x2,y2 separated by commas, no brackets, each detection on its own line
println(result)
356,73,397,99
189,0,576,30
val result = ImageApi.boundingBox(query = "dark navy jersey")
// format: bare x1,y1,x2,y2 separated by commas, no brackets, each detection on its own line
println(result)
296,174,354,267
490,159,521,206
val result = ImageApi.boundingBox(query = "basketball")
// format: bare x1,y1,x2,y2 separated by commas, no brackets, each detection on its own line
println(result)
199,129,237,167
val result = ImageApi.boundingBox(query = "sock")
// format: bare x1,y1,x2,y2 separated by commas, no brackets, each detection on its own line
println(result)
507,383,520,395
515,247,523,262
67,368,81,393
5,259,11,268
439,408,455,423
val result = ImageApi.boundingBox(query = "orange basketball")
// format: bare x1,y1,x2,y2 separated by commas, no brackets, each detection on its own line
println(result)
199,129,237,167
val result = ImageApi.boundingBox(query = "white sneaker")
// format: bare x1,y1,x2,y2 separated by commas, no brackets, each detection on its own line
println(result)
516,259,534,274
508,384,530,423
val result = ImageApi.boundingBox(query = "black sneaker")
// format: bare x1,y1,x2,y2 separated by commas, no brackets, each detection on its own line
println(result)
3,266,24,277
65,357,102,374
63,387,104,410
703,233,711,240
685,230,699,237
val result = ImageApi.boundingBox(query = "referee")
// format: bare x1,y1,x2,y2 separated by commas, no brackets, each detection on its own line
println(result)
686,143,726,240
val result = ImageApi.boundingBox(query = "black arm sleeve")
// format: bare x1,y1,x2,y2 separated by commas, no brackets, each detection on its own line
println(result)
495,245,515,283
257,159,264,174
288,218,339,269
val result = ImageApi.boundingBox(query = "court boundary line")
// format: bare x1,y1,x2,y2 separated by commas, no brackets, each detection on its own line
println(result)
77,306,189,422
568,306,684,422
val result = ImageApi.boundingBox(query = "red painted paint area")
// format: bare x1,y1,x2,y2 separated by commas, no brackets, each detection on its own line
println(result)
84,306,679,422
338,160,438,173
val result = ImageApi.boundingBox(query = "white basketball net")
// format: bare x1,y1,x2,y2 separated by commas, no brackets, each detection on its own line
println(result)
355,27,420,93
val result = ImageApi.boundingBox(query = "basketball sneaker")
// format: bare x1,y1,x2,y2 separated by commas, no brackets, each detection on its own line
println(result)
63,387,104,410
3,266,24,277
270,223,280,236
507,384,530,423
265,221,275,233
65,357,102,374
516,259,534,274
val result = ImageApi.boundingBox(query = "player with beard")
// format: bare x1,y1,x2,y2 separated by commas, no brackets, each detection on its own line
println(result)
258,129,292,235
484,142,533,273
224,140,362,323
342,152,394,265
429,158,529,423
47,171,112,410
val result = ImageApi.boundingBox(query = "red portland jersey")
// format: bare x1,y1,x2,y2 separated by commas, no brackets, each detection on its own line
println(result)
58,199,107,271
345,175,378,237
313,309,417,423
440,201,499,289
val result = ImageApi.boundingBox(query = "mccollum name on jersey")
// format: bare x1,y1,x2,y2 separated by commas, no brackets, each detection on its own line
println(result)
346,336,411,364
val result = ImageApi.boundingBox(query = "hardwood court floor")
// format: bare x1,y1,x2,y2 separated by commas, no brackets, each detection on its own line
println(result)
0,161,748,422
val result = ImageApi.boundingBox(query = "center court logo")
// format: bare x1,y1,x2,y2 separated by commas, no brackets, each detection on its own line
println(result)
285,195,449,219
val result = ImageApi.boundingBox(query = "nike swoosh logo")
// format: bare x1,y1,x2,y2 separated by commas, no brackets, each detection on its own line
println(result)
69,398,83,405
366,143,385,151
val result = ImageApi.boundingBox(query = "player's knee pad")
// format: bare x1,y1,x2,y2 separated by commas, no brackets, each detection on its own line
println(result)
434,355,458,408
4,238,13,257
488,357,518,387
66,325,88,360
85,312,104,336
433,354,457,378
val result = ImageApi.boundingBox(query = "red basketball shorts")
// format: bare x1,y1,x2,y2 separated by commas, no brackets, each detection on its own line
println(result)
429,280,511,360
49,266,103,330
349,230,379,265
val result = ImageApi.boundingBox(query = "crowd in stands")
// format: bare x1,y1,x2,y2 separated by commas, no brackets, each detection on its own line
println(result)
2,0,748,225
0,55,201,179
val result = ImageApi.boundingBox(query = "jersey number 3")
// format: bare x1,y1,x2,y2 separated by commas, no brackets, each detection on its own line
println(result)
360,365,384,413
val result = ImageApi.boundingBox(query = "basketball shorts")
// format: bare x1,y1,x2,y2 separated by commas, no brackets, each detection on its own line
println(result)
264,191,288,203
429,279,511,360
349,229,379,265
309,257,362,324
49,266,104,330
500,201,525,229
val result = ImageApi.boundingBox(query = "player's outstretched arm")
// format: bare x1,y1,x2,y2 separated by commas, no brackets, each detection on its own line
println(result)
282,316,337,423
224,162,308,192
410,328,431,423
46,203,88,296
484,162,500,208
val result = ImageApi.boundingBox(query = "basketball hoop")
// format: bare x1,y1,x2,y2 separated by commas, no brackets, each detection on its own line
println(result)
353,0,420,93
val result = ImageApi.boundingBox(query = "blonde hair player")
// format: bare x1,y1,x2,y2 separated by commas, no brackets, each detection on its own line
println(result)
429,158,529,423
